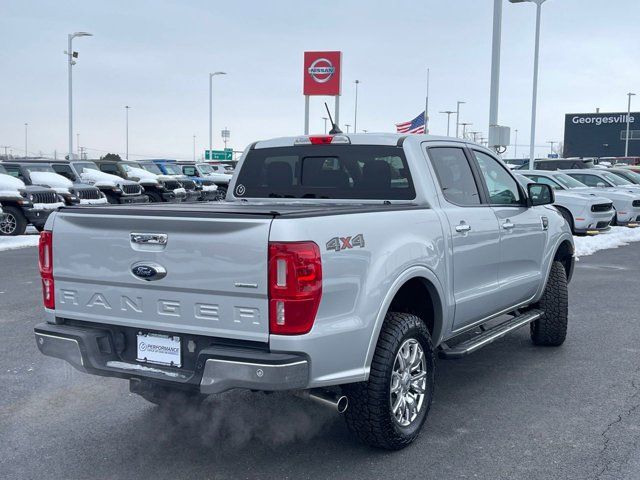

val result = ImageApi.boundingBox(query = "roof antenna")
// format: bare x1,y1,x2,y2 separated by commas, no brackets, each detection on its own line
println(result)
324,102,343,134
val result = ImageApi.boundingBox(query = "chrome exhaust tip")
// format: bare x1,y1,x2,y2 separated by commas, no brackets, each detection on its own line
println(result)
295,389,348,413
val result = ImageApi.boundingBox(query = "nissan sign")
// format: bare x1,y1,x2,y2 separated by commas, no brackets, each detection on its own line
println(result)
303,51,342,96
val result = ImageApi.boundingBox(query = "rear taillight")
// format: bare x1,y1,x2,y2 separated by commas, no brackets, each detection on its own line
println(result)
38,231,54,309
268,241,322,335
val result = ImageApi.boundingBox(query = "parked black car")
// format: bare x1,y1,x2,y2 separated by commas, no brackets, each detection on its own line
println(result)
0,164,62,235
93,159,184,203
3,160,105,206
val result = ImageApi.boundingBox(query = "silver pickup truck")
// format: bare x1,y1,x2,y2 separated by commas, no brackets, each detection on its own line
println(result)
34,133,574,449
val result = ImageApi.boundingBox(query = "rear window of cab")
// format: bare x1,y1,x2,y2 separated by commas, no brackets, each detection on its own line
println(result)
233,145,416,200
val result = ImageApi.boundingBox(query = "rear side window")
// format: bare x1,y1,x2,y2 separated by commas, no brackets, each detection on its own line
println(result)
99,163,119,175
182,166,197,176
428,147,480,206
234,145,415,200
52,164,76,181
569,174,609,188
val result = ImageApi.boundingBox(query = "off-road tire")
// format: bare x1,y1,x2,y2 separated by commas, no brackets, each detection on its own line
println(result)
0,206,28,236
530,260,568,346
130,380,206,409
343,312,435,450
145,191,163,203
104,192,119,204
215,186,227,201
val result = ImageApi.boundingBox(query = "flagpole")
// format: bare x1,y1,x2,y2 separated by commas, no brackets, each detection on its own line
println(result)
424,68,430,134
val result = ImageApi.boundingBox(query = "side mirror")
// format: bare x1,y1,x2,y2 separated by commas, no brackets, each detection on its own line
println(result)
596,182,607,188
528,183,554,207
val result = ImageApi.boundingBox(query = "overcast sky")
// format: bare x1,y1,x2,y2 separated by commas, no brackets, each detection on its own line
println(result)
1,0,638,160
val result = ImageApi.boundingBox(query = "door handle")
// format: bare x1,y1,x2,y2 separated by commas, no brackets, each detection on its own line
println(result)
455,222,471,233
502,221,515,230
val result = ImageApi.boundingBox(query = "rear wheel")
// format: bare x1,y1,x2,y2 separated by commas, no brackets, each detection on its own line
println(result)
530,260,568,346
343,312,435,450
0,206,28,236
145,191,163,203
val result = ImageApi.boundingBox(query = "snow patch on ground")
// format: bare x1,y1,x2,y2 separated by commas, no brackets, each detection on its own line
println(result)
0,234,39,252
574,226,640,258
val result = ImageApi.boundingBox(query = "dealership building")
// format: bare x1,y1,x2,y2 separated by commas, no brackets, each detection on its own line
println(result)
563,112,640,158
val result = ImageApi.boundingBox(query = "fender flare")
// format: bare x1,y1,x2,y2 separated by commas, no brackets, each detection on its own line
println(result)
363,265,447,376
542,233,575,290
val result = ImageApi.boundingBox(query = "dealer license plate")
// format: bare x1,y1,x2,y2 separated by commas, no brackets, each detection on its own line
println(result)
136,332,181,367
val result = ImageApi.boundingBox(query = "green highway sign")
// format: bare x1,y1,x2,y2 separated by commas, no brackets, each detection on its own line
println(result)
205,148,233,161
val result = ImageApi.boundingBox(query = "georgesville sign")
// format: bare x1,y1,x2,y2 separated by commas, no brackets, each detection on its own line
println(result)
303,51,342,96
564,112,639,158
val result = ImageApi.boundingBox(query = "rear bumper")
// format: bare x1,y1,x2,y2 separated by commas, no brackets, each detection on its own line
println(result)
34,322,309,394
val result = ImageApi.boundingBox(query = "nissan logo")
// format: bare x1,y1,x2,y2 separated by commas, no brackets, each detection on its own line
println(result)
131,262,167,281
308,58,335,83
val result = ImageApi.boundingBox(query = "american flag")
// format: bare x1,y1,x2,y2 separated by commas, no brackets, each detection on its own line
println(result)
395,111,426,134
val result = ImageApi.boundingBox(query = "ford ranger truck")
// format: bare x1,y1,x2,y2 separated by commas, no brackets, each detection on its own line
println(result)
34,134,574,449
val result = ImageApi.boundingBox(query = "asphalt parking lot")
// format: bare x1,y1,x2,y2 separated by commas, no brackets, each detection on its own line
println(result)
1,244,640,480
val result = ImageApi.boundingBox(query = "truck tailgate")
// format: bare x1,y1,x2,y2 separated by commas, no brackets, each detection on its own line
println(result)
51,209,272,342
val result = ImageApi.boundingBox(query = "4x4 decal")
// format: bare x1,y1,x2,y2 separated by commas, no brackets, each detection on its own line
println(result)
326,233,365,252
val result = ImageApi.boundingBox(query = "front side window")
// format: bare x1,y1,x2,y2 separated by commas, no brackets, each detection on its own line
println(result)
568,174,610,188
428,147,480,205
602,171,632,186
474,151,523,205
234,145,415,200
182,165,198,176
3,165,25,181
524,174,563,190
139,163,163,175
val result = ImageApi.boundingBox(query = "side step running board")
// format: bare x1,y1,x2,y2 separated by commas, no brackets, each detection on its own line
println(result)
439,309,542,359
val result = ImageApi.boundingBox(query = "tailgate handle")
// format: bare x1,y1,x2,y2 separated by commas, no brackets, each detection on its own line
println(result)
130,233,168,245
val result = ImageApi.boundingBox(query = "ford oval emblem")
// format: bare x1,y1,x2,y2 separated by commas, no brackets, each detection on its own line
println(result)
131,262,167,281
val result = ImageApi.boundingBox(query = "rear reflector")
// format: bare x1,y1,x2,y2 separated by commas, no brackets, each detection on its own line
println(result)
268,241,322,335
38,231,54,309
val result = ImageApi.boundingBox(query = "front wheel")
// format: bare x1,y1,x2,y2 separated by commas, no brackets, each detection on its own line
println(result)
530,260,568,346
215,186,227,201
343,312,435,450
0,206,28,236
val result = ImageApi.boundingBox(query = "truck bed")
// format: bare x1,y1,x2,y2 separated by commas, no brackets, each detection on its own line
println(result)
60,201,424,218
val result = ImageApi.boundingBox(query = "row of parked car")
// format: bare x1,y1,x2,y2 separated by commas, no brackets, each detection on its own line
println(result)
0,158,234,235
511,159,640,234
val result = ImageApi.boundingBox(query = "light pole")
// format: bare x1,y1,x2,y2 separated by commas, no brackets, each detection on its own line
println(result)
322,117,328,134
510,0,547,169
547,140,556,155
66,31,93,160
440,110,455,136
125,106,131,160
625,92,636,157
353,80,360,133
488,0,503,151
455,101,466,137
24,123,28,158
209,71,226,159
460,122,473,140
193,135,196,162
514,128,519,157
345,124,351,133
